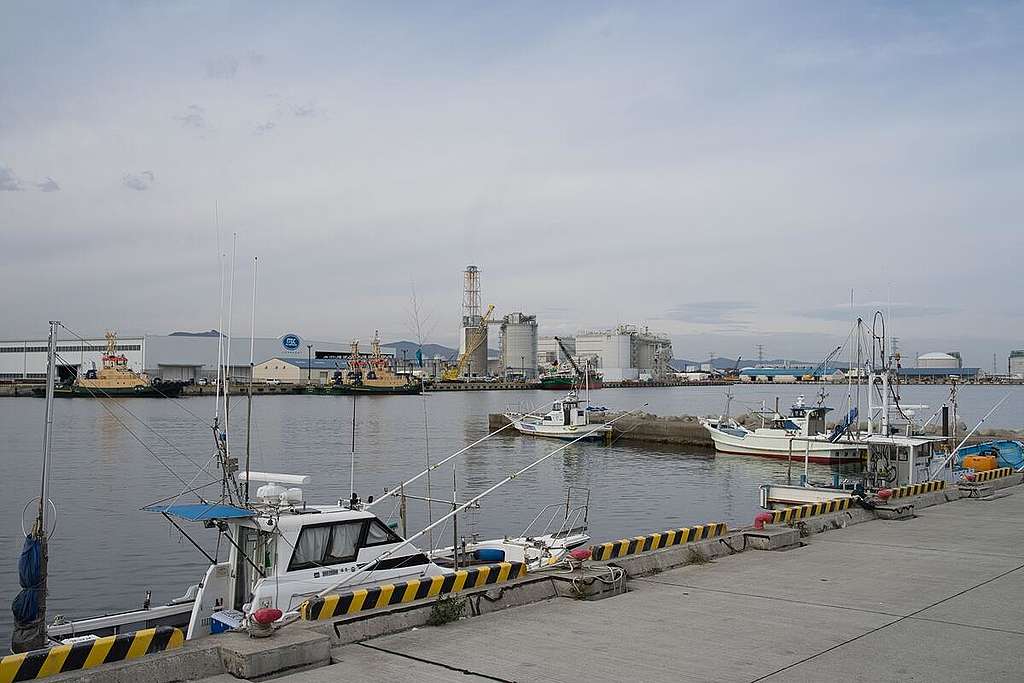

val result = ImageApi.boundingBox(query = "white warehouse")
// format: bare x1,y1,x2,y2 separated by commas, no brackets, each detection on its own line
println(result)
0,332,367,383
574,325,673,382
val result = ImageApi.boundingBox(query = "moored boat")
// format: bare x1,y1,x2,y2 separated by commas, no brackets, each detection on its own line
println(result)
506,391,612,441
700,395,865,464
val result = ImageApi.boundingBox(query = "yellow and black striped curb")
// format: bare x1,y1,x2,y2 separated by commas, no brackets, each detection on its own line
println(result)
589,522,728,562
0,626,183,683
300,561,527,621
770,498,853,525
966,467,1015,483
888,480,946,499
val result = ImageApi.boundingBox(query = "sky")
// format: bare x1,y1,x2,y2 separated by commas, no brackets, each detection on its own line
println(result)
2,1,1023,367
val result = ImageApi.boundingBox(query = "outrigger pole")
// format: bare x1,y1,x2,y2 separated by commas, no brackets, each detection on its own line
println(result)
364,398,546,510
307,403,649,604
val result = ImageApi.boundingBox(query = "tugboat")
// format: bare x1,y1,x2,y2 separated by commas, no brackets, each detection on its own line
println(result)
310,332,422,395
32,331,185,398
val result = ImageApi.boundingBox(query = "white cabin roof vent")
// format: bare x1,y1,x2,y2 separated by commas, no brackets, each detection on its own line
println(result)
239,472,310,506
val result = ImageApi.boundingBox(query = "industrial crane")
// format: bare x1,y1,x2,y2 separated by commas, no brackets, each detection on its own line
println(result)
553,336,585,383
442,304,495,381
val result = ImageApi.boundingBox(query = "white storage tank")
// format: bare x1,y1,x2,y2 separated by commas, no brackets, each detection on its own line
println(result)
460,325,488,378
917,352,960,369
500,313,538,379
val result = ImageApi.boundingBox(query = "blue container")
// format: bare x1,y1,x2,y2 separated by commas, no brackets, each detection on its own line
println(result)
474,548,505,562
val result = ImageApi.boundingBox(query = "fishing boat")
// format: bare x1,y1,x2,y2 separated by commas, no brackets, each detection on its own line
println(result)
31,331,185,398
310,333,421,395
539,336,603,389
506,391,613,441
700,394,865,464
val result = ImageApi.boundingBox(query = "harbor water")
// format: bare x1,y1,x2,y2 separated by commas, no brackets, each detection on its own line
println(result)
1,383,1021,644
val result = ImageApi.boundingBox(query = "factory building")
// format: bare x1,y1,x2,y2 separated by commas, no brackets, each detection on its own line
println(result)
0,332,367,383
574,325,673,382
499,312,538,379
1009,351,1024,378
253,358,349,385
537,336,574,370
916,352,962,369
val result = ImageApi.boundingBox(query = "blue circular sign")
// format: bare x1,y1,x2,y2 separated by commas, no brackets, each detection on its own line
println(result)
281,334,302,352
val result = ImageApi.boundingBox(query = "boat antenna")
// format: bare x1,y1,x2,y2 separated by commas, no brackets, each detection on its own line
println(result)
308,402,650,602
245,256,257,503
349,395,356,498
224,232,237,450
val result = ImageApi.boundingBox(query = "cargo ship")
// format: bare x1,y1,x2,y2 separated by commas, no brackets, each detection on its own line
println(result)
539,371,603,390
32,331,185,398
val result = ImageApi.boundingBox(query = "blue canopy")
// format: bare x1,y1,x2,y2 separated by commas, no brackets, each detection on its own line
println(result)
144,503,253,522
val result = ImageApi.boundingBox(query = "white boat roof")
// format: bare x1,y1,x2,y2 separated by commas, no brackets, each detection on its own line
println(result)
862,434,948,447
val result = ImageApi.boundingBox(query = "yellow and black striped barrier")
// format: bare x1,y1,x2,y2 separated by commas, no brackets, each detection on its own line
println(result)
770,498,853,525
888,480,946,499
589,522,728,562
0,626,183,683
300,561,527,621
968,467,1015,483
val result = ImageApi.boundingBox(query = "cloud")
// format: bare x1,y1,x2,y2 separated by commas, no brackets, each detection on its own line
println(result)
122,171,155,191
665,301,756,324
2,164,60,191
174,104,206,128
204,56,239,79
292,103,317,118
254,121,276,135
35,177,60,192
0,164,23,191
246,51,266,67
799,302,951,322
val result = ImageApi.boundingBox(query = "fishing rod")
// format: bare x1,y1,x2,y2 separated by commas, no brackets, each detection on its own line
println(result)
301,402,649,606
365,397,548,510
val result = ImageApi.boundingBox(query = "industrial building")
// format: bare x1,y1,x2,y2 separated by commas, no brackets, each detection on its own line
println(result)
537,336,574,370
499,312,538,379
253,358,349,384
916,352,962,369
1009,350,1024,378
0,332,383,383
738,367,842,383
574,325,673,382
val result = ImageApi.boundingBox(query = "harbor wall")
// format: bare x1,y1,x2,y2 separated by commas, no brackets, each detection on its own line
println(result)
45,473,1024,682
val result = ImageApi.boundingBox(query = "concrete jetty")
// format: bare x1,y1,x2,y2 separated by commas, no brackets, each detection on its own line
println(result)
489,411,715,447
266,479,1024,682
38,473,1024,682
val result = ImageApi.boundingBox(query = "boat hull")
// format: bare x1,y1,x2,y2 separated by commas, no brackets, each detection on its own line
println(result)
309,384,422,396
509,419,611,441
701,421,865,464
539,377,603,390
33,382,186,398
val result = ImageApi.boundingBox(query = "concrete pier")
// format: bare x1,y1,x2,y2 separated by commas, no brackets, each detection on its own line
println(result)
256,481,1024,682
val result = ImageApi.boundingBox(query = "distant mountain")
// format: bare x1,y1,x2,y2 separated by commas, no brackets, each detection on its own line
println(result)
169,330,221,337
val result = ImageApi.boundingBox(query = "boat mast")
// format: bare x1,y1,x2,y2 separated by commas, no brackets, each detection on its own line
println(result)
33,321,59,649
245,256,257,503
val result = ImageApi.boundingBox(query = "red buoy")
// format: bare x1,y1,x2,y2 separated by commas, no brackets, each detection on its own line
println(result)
569,548,592,561
963,472,976,482
753,512,773,530
252,608,283,625
877,489,892,501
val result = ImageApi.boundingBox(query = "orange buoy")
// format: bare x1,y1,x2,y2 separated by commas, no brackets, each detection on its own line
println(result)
963,454,997,472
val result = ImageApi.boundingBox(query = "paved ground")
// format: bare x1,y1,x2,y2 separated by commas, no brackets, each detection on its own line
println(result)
275,486,1024,682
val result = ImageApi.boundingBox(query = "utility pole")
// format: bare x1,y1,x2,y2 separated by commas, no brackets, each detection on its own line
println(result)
756,344,765,364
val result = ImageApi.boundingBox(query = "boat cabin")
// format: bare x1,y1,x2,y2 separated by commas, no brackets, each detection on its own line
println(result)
543,393,589,428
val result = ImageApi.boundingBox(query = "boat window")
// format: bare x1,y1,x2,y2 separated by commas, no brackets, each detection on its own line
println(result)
364,519,401,547
325,522,362,564
553,403,561,410
578,410,584,417
543,415,552,421
289,520,363,570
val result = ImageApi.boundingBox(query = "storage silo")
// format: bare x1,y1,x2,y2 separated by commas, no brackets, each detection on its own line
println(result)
500,313,538,379
460,325,489,378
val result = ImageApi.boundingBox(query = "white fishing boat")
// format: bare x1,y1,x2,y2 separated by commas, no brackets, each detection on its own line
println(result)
700,394,865,464
431,489,591,571
506,391,612,441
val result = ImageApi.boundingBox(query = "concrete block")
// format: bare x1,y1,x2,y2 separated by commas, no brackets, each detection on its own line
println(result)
744,527,800,551
874,503,915,520
217,626,331,680
47,641,224,683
